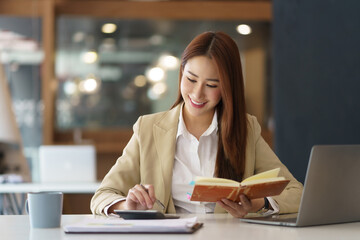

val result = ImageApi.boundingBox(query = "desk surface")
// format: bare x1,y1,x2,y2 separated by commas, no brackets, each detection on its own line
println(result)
0,182,100,193
1,214,360,240
0,183,101,215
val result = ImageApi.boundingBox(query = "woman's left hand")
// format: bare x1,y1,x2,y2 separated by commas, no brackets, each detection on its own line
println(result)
217,194,265,218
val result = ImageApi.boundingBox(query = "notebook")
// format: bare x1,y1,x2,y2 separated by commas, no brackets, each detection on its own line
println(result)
241,145,360,227
39,145,96,183
63,216,202,234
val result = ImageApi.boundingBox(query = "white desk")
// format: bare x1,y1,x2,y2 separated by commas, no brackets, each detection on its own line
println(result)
1,214,360,240
0,182,100,194
0,182,100,214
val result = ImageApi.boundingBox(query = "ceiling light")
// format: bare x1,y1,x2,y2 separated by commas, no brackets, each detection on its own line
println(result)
79,76,100,93
236,24,252,35
146,67,165,83
102,23,117,34
147,82,167,100
134,75,147,87
159,55,179,70
152,82,167,95
82,51,98,64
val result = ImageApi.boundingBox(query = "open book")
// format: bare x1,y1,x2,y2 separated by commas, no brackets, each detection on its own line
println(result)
190,168,290,202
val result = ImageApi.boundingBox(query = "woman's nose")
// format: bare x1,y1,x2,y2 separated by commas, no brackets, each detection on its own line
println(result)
193,84,204,99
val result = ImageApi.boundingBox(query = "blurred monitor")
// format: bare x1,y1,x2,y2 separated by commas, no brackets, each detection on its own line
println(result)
39,145,96,183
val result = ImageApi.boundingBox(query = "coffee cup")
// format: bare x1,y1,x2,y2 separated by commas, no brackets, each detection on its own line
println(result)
26,191,63,228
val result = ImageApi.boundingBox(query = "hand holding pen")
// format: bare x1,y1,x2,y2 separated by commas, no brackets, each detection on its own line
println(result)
140,184,165,210
124,184,165,210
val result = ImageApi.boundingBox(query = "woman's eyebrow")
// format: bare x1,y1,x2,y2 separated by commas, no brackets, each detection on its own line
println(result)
188,70,198,77
188,70,219,82
207,78,219,82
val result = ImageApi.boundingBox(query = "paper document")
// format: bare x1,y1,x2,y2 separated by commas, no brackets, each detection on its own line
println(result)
64,216,202,234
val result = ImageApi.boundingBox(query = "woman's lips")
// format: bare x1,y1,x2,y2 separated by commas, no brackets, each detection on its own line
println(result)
189,97,206,108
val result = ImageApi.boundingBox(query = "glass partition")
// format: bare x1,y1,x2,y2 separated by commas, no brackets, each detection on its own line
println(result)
55,17,270,130
0,16,43,181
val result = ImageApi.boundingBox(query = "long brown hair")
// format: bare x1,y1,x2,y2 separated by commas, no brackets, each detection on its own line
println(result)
171,31,247,181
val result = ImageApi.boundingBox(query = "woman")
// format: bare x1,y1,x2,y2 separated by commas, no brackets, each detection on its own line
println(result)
91,32,303,218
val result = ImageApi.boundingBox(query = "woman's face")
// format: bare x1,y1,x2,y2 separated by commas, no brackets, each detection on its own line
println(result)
181,55,222,121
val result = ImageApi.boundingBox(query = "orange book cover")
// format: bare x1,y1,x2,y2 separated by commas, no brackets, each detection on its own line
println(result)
190,168,290,202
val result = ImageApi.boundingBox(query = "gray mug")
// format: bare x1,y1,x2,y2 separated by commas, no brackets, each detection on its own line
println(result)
26,191,63,228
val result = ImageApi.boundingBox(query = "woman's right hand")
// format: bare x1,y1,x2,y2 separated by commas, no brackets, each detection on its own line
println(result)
109,184,156,212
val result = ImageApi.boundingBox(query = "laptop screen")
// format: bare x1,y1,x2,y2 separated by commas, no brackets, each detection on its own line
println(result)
39,145,96,183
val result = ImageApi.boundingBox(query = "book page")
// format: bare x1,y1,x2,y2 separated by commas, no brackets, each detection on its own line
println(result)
241,168,280,184
240,177,285,186
194,176,239,187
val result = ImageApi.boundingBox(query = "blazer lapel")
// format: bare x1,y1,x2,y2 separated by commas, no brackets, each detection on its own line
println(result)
153,104,181,210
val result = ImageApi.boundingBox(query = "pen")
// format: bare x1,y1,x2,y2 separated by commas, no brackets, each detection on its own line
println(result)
140,184,165,210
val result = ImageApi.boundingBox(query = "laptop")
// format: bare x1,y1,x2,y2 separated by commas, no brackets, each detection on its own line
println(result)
39,145,96,183
241,145,360,227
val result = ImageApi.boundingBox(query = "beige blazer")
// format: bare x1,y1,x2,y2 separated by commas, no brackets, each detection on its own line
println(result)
91,104,303,215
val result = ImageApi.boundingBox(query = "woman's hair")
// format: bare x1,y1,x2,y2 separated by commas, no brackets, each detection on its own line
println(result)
172,31,247,181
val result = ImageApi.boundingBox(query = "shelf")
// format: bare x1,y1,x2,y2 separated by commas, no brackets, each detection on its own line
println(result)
0,50,44,64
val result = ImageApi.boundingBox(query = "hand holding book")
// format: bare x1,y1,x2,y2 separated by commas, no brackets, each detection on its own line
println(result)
190,168,290,202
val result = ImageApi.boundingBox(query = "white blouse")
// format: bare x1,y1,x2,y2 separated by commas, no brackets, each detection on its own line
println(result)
171,107,218,213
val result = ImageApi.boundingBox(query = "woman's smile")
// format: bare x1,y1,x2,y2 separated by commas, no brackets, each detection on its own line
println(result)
189,97,207,108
